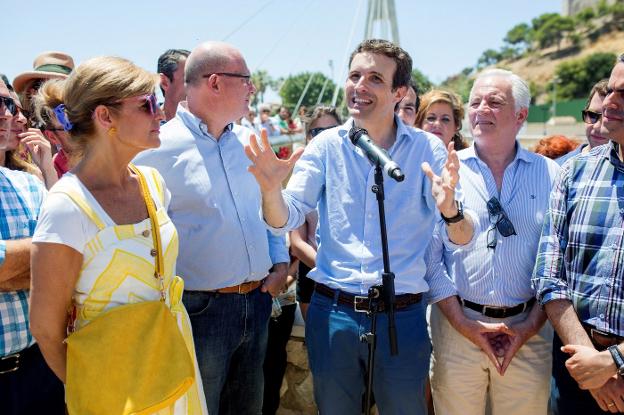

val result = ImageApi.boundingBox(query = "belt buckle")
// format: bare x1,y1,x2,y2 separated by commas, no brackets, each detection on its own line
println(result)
238,283,244,294
353,295,369,313
0,353,20,374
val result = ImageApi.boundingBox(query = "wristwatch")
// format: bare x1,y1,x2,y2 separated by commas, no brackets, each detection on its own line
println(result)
441,201,464,224
608,345,624,376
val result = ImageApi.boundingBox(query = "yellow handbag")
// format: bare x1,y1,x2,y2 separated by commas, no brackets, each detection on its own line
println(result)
65,165,195,415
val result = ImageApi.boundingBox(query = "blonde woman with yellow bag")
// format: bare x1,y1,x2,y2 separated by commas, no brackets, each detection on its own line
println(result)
28,56,208,415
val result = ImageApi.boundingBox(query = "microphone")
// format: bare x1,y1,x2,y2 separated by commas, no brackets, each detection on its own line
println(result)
348,127,405,182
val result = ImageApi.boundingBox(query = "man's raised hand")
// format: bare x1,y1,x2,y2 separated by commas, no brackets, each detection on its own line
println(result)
244,128,304,192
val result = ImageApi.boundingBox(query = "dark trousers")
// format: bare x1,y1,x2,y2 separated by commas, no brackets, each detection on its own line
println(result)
0,343,65,415
183,288,273,415
551,332,609,414
263,303,297,415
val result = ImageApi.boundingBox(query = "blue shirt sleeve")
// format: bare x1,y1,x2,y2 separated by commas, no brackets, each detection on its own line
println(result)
265,137,326,234
267,230,289,264
424,222,458,303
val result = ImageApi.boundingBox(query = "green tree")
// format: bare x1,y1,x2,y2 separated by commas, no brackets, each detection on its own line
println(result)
554,52,616,100
575,7,596,24
499,46,520,61
531,13,560,32
597,0,610,16
504,23,533,52
251,69,274,107
411,68,433,93
279,72,341,109
440,73,474,103
477,49,502,68
611,2,624,20
534,15,575,50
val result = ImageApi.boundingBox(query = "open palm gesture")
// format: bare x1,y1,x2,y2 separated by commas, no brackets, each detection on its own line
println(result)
244,129,304,192
421,141,460,217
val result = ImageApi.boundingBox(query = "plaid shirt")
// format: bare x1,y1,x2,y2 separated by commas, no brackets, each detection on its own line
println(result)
0,167,45,356
533,142,624,336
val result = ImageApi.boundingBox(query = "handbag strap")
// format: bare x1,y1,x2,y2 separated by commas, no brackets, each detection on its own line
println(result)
130,164,166,302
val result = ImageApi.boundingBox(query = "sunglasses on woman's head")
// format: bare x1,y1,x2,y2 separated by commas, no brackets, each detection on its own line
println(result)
582,110,601,124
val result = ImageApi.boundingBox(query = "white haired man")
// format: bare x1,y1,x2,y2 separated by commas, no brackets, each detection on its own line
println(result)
426,69,560,415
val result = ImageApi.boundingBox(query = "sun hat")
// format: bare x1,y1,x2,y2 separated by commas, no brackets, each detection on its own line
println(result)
13,51,74,93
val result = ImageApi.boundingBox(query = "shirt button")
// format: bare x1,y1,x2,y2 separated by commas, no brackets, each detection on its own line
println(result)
367,214,372,219
150,249,157,257
142,230,150,237
600,314,605,319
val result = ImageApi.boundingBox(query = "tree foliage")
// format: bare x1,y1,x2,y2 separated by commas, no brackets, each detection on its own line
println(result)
440,73,474,104
251,70,275,107
553,52,616,100
278,72,341,109
411,68,433,93
533,15,575,50
477,49,502,69
504,23,532,52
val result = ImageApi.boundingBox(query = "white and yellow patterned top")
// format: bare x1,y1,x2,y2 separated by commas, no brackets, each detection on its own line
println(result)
33,165,208,415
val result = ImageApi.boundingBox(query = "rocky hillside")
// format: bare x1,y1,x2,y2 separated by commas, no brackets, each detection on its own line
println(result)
506,29,623,101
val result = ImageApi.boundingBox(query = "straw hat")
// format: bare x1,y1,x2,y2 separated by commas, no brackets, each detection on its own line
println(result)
13,51,74,93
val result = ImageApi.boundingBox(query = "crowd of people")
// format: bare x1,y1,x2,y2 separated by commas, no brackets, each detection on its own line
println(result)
0,38,624,415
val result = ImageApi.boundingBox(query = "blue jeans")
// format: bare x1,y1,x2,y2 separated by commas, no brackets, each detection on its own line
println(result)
183,288,272,415
306,290,430,415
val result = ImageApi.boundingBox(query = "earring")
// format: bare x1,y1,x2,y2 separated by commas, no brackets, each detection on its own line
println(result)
108,127,117,137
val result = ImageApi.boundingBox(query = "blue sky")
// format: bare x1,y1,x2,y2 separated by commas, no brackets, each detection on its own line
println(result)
4,0,561,101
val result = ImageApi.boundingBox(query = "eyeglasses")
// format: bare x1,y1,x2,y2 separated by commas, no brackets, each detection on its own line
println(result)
109,94,158,115
582,109,601,124
486,196,516,249
0,96,17,116
309,125,338,138
203,72,253,85
137,94,159,115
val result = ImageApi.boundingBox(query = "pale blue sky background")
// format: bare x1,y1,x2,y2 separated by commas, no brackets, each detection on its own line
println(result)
4,0,561,101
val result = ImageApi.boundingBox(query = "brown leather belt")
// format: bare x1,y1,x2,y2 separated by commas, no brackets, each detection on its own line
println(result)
582,324,624,351
314,283,422,313
215,280,263,294
459,297,535,319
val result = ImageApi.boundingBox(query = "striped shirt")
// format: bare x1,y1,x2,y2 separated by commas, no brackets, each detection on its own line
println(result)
426,143,560,306
0,167,45,356
533,142,624,336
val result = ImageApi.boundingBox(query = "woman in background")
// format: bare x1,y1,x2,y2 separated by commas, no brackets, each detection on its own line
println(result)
415,89,468,151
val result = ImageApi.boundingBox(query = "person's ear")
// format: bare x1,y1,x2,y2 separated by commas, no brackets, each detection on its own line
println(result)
159,73,170,95
92,105,115,132
393,85,407,104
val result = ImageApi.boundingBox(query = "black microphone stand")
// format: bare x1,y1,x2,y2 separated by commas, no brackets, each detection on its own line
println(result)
361,161,399,415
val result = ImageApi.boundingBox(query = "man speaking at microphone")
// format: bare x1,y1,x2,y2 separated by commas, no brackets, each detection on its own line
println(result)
245,39,474,414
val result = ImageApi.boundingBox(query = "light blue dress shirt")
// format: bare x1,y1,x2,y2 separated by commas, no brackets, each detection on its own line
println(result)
267,116,451,295
425,143,560,306
134,104,289,291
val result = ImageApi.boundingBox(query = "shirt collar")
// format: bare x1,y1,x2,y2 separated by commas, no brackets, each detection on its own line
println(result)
175,102,234,140
338,114,412,147
461,141,533,164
